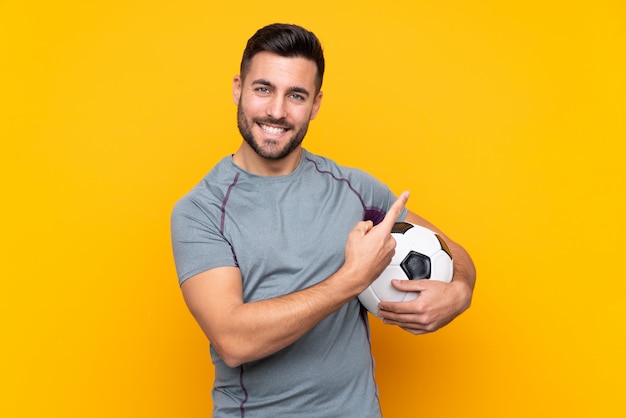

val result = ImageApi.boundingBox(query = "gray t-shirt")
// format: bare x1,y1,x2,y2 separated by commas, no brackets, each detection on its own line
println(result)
171,149,406,417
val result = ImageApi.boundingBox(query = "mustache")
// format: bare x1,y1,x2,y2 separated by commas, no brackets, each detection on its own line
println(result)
254,117,293,129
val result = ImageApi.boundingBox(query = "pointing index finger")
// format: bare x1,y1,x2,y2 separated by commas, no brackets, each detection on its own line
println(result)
379,191,410,232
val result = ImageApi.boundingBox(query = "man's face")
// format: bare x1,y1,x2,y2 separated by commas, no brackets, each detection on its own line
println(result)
233,52,323,160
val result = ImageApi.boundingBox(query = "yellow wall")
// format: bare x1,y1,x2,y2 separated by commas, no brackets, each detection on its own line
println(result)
2,1,624,417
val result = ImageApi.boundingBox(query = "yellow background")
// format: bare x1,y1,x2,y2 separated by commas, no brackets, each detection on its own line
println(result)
2,1,625,417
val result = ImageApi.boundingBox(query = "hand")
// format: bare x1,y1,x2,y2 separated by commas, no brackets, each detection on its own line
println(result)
377,278,472,335
342,191,410,291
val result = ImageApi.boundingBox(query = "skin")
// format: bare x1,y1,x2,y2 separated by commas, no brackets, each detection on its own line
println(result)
231,51,322,176
181,51,476,368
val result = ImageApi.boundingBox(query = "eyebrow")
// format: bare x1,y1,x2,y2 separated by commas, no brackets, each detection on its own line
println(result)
251,79,310,97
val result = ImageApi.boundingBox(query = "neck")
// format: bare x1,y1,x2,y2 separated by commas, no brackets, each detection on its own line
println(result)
232,144,302,176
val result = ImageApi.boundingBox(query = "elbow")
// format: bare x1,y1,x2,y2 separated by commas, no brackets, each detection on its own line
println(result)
211,339,251,368
220,352,245,369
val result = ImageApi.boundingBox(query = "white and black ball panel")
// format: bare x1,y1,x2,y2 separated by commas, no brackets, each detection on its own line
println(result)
429,250,454,282
391,221,414,234
401,251,431,279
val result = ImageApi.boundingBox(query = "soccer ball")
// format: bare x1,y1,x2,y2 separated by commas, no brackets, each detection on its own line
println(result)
358,221,454,316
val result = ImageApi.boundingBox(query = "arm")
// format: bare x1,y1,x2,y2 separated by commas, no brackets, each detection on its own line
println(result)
376,210,476,335
181,192,410,367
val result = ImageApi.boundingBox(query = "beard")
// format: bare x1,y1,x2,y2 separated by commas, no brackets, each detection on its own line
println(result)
237,103,310,160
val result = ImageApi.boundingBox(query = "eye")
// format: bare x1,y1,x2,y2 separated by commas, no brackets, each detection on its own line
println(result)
255,87,270,94
288,93,305,101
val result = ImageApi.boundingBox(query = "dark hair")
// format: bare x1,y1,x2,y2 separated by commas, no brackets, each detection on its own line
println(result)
240,23,325,92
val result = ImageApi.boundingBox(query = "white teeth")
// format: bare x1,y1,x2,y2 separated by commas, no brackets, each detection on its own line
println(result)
260,124,286,134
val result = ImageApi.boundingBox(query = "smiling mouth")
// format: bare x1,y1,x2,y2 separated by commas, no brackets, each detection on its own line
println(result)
258,123,289,135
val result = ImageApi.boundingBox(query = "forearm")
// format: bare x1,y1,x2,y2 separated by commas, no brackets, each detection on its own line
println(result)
225,269,360,365
186,264,366,368
446,240,476,311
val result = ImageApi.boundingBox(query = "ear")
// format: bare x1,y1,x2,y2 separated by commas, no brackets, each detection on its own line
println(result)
309,91,323,120
232,75,242,105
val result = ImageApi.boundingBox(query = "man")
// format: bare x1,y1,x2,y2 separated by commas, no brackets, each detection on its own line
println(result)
171,23,475,417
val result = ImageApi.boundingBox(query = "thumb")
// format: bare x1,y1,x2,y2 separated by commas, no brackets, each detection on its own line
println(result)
353,220,374,236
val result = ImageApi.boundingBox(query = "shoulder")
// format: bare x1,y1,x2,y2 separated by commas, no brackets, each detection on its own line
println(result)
172,156,239,219
301,149,379,184
300,150,398,222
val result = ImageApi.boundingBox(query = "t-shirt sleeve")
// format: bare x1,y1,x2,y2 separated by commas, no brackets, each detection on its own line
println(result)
348,168,408,224
170,197,237,285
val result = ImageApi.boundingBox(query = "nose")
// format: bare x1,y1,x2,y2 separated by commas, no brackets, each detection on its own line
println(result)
266,95,287,120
